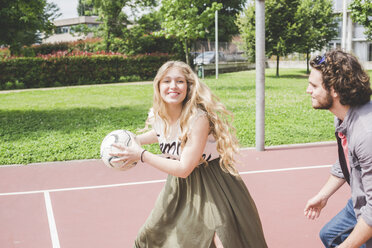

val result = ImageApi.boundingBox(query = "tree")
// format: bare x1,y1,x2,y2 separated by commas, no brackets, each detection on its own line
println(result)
77,0,95,16
235,3,255,59
159,0,222,65
135,11,162,34
204,0,247,43
350,0,372,40
0,0,60,55
237,0,299,77
81,0,156,52
293,0,338,73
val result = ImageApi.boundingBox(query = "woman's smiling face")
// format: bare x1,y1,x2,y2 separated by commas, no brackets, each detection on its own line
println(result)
159,67,188,107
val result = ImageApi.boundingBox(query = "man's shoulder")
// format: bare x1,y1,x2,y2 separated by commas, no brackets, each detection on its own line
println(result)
357,101,372,113
353,101,372,132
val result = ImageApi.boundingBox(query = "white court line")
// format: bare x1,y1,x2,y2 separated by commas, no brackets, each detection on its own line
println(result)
0,179,167,196
0,164,332,197
44,192,61,248
0,163,331,248
239,164,332,175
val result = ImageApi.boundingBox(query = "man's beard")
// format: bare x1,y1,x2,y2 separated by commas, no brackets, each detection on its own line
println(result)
313,91,333,110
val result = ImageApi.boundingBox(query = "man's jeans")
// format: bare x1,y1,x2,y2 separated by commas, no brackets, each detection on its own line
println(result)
320,199,366,248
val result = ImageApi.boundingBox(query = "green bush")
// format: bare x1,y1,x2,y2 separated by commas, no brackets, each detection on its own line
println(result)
78,35,184,56
2,80,25,90
0,48,10,58
0,57,44,89
31,42,70,55
0,53,180,89
4,82,13,90
138,35,184,55
19,47,36,57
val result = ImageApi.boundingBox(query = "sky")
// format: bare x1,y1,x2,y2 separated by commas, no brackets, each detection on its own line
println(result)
47,0,150,21
48,0,79,20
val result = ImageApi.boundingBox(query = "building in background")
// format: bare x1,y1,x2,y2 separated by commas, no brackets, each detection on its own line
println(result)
42,16,100,43
329,0,371,62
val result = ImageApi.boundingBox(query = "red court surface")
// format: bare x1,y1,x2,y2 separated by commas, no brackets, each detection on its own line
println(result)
0,142,350,248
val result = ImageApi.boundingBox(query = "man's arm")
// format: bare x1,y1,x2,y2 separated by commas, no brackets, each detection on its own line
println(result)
339,132,372,247
337,218,372,248
304,174,345,219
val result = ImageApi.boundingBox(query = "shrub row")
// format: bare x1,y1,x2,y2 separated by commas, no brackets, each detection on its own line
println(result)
32,42,71,56
0,53,179,90
16,34,184,57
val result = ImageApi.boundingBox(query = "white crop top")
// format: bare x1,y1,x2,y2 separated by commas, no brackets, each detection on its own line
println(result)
151,109,220,162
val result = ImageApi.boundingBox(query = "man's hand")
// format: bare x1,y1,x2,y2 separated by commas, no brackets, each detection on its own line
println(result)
304,194,328,220
304,175,346,220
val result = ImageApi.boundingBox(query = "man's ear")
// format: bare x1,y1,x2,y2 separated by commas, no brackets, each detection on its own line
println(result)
330,87,338,98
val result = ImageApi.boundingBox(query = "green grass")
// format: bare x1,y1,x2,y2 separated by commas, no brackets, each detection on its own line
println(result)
205,69,337,146
1,68,370,165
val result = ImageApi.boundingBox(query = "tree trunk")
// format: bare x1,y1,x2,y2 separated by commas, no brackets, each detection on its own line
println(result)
276,55,280,77
184,39,189,65
306,50,310,74
105,29,111,52
9,43,21,56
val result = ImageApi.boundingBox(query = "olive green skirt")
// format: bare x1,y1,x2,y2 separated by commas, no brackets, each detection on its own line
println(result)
134,158,267,248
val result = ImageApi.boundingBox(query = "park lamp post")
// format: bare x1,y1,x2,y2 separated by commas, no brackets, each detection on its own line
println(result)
215,10,219,79
256,0,265,151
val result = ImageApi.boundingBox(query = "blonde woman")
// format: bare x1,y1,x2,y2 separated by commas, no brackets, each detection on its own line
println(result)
112,61,267,248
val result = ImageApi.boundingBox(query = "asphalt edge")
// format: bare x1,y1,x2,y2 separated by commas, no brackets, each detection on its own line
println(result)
1,141,336,167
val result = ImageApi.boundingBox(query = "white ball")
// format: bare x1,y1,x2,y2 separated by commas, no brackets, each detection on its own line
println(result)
100,130,138,171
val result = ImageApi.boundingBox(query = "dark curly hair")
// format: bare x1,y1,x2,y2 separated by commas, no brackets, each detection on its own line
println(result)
310,50,371,106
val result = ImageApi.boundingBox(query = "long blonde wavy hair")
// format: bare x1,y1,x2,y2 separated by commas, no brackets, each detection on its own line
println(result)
146,61,240,175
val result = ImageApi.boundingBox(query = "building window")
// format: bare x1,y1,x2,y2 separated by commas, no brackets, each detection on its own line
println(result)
335,16,342,39
87,23,99,28
55,26,69,34
62,27,69,33
333,0,343,12
328,42,341,50
369,43,372,61
55,27,62,34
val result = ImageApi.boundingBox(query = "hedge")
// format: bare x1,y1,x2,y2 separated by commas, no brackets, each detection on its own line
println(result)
17,42,71,57
0,53,179,90
31,42,70,55
19,35,184,57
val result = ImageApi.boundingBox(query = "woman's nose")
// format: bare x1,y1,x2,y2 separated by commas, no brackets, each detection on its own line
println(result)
170,80,177,88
